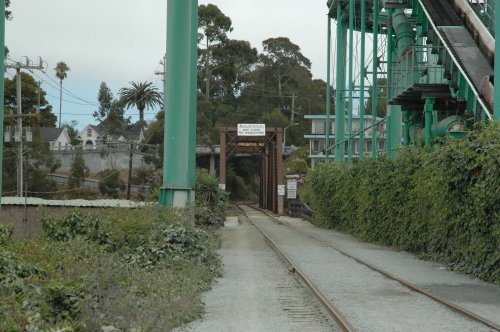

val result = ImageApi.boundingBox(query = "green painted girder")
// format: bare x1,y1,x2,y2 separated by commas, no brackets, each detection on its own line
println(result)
0,0,5,212
160,0,198,209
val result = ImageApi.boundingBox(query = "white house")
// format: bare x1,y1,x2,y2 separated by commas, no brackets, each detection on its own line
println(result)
77,120,146,150
39,127,73,151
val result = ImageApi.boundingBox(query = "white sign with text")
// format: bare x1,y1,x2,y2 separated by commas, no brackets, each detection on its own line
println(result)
237,124,266,136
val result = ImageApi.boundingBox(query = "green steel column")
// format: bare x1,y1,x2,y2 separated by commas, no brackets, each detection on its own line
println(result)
359,0,366,160
347,0,355,164
386,9,394,155
495,0,500,121
403,111,410,145
160,0,198,208
424,98,434,146
0,1,5,213
325,15,332,163
371,0,379,160
386,9,403,156
335,2,346,162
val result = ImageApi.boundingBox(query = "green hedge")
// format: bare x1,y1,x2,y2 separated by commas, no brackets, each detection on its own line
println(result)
308,124,499,284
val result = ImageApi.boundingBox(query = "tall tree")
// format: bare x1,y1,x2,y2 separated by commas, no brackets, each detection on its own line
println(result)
118,81,162,123
198,4,233,98
54,61,70,127
61,120,80,146
4,72,57,128
93,82,128,132
68,148,89,189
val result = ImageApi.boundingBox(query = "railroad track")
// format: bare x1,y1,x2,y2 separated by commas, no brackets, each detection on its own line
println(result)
238,204,500,332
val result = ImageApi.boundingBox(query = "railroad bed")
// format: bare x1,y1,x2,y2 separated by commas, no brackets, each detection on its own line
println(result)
240,205,500,332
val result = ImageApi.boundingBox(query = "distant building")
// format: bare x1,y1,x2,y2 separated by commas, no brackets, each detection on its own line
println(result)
39,127,73,151
304,114,386,166
77,120,145,150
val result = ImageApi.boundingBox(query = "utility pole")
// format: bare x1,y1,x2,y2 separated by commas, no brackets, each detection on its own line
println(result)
5,58,45,197
127,142,133,200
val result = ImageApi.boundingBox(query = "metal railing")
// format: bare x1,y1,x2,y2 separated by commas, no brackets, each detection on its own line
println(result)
289,201,314,222
465,0,495,36
392,45,446,98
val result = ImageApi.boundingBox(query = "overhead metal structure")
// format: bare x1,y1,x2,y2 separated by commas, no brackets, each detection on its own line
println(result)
0,0,6,215
326,0,498,162
219,127,284,215
159,0,198,208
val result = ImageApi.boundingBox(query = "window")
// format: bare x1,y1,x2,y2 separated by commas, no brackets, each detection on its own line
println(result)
58,142,61,150
314,121,325,135
87,128,92,137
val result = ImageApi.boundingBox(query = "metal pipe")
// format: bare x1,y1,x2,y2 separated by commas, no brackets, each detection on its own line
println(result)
325,16,332,162
495,0,500,121
392,9,414,58
386,8,394,155
424,98,434,146
335,2,346,162
0,0,5,214
359,0,366,160
160,0,198,209
372,0,379,160
347,0,355,164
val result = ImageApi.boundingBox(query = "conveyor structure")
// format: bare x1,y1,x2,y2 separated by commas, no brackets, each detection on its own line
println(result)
325,0,499,161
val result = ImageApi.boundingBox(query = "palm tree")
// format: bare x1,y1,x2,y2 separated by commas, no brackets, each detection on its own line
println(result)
54,61,70,127
119,81,163,123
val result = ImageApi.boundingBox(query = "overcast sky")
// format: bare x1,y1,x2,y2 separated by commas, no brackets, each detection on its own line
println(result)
6,1,329,129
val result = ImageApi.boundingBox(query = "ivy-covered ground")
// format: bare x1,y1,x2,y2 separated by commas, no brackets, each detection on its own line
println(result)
0,204,223,330
306,124,499,284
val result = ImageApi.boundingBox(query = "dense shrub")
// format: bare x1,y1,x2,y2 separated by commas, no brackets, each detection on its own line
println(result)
195,171,227,227
308,124,500,283
0,224,14,245
98,169,126,198
0,207,221,330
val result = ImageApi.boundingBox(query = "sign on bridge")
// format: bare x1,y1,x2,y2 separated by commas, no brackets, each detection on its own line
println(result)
237,124,266,136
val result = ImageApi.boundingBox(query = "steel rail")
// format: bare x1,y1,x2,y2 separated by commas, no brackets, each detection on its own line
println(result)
239,205,356,332
251,205,500,332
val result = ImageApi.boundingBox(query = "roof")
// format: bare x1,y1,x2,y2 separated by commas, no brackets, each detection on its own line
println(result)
94,119,145,141
39,127,64,141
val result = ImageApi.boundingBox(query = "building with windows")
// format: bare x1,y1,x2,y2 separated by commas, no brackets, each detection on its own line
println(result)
304,114,386,166
77,120,145,150
39,127,73,151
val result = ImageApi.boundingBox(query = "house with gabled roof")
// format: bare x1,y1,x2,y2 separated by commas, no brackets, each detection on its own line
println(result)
39,127,73,151
77,120,145,149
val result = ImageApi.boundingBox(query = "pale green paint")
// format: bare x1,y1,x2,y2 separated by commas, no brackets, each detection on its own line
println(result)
347,0,355,164
335,2,347,162
0,1,5,213
160,0,198,208
325,16,332,162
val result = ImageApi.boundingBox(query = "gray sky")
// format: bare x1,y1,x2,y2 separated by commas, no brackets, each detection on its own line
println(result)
6,1,329,128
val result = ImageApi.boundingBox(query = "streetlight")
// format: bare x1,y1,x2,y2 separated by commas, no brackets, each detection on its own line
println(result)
283,123,299,154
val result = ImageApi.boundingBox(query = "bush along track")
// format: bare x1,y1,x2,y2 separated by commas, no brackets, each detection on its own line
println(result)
0,207,222,331
307,124,500,284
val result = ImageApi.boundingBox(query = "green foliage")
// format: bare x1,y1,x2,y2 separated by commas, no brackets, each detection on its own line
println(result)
0,224,14,245
68,148,89,190
41,209,111,245
98,169,126,198
284,147,310,175
307,124,500,283
118,81,162,122
4,72,57,128
0,207,221,330
195,171,227,227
